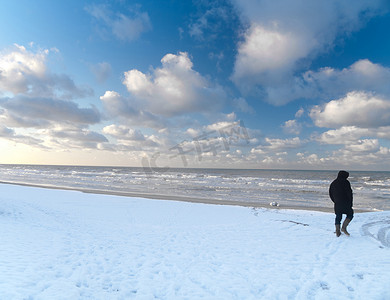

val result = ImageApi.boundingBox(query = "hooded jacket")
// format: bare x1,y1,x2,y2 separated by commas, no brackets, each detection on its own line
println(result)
329,171,353,214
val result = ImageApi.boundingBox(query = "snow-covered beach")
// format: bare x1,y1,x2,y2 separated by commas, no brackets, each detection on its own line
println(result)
1,183,389,299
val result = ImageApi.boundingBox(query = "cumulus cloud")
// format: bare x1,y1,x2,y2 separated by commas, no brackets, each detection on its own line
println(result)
316,126,390,146
231,0,387,105
310,91,390,128
282,119,302,135
303,59,390,100
168,119,250,150
0,44,46,94
316,126,370,144
123,52,226,116
250,137,303,159
281,108,304,135
345,139,380,152
232,23,311,86
0,44,91,98
105,52,226,119
327,145,390,168
309,90,390,165
296,153,323,166
297,145,390,169
102,124,160,150
205,120,239,132
295,108,304,118
306,65,390,159
103,124,146,141
248,58,390,105
100,91,136,117
100,90,162,128
86,4,152,41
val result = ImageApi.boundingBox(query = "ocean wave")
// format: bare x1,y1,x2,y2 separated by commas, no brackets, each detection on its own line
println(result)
1,165,389,211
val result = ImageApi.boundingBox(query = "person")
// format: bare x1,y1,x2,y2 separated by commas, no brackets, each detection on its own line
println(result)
329,170,354,237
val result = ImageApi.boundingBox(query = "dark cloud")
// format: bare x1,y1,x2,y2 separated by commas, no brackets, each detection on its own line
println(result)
47,128,108,149
0,96,100,128
0,125,46,148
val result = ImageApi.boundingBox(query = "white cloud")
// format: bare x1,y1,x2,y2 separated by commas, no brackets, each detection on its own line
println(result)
310,91,390,128
316,125,390,146
294,152,332,168
282,119,302,135
264,137,302,150
179,120,253,153
326,146,390,168
345,139,379,152
232,23,311,86
0,44,46,94
295,108,304,118
303,59,390,100
100,91,132,117
205,121,238,132
122,52,226,116
186,128,200,138
102,124,162,151
231,0,387,105
100,90,162,128
86,4,152,41
0,44,92,98
250,147,265,155
250,137,303,158
233,97,254,113
316,126,370,144
247,58,390,106
304,154,321,165
103,124,146,141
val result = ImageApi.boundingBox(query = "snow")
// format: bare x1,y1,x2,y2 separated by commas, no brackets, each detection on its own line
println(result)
0,183,389,300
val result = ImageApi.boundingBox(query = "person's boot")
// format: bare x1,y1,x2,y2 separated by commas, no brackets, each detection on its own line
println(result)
341,218,352,236
335,224,341,237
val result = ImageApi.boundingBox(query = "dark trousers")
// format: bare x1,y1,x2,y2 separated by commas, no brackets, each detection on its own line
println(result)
335,209,354,225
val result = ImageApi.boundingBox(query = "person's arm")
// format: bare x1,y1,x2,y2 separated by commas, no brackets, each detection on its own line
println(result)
347,181,353,207
329,183,335,203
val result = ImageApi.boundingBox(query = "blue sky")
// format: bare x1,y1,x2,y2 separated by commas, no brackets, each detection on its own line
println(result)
1,0,390,170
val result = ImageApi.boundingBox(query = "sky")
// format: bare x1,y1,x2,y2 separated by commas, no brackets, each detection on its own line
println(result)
1,0,390,170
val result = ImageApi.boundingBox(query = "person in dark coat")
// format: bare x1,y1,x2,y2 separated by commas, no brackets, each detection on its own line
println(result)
329,170,354,237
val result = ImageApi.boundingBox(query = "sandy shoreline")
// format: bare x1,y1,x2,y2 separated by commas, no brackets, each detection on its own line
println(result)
0,180,373,213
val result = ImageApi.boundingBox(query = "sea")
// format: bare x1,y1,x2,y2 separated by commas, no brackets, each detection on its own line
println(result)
0,164,389,211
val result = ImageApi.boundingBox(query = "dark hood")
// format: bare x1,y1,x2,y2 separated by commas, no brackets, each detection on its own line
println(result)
337,170,349,179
